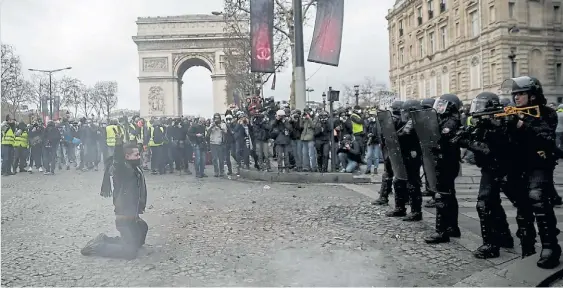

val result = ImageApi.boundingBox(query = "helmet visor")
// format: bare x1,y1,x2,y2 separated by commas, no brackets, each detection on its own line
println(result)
433,99,449,114
469,99,489,114
501,76,534,94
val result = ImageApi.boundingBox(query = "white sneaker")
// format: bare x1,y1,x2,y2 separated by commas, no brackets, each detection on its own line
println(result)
38,167,44,172
26,167,33,172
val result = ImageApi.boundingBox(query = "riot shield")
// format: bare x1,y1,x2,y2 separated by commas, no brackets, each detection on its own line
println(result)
377,110,408,180
410,108,440,193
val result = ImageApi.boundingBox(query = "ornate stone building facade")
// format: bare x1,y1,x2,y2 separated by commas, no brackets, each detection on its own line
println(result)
386,0,563,103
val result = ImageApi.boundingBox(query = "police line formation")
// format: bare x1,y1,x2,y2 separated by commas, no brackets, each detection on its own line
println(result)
0,76,561,269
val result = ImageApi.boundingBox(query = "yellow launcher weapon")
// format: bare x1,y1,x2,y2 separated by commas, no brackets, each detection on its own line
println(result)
493,105,540,118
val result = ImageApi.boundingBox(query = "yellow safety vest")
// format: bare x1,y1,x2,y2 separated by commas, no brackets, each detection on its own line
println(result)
148,126,164,147
128,124,137,141
106,125,122,147
14,131,29,148
351,113,364,135
1,129,15,146
467,116,474,127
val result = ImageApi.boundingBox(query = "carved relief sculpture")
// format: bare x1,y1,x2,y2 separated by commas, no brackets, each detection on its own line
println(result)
148,86,165,114
143,57,168,72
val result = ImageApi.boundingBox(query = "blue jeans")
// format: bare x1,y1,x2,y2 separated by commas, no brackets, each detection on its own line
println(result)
291,140,303,169
338,152,358,173
302,140,317,170
194,146,206,176
366,144,382,170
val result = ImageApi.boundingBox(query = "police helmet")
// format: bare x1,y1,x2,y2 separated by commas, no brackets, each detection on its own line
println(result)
402,99,422,111
434,94,462,114
390,101,404,115
421,98,436,109
470,92,500,114
501,76,545,106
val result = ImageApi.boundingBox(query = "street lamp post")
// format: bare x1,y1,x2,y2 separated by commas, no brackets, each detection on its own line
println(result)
322,92,327,110
306,87,314,105
327,87,340,172
353,85,360,106
28,67,72,120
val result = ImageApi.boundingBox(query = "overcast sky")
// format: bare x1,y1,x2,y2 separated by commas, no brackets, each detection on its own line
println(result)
1,0,393,116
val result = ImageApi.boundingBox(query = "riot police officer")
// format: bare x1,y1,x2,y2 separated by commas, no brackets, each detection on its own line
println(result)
458,92,515,258
503,76,561,269
423,94,462,244
372,101,403,206
385,100,423,221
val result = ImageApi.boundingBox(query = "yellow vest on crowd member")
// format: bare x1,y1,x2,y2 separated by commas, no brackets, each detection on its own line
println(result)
1,128,15,146
351,113,364,135
148,126,164,147
128,123,137,142
466,116,474,127
14,131,29,148
106,125,122,147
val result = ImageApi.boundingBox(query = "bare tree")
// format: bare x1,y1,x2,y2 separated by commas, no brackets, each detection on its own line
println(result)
223,0,315,106
58,76,85,118
1,44,22,101
29,74,51,111
3,76,33,117
341,84,354,106
93,81,118,120
79,86,96,118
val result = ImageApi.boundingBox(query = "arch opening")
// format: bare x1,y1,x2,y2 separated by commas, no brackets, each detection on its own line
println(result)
177,57,214,117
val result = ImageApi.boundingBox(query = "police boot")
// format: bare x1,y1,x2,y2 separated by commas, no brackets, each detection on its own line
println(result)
535,212,562,269
424,194,450,244
516,215,537,258
494,207,514,248
474,204,500,259
372,173,392,206
447,196,461,238
404,188,422,222
386,181,407,217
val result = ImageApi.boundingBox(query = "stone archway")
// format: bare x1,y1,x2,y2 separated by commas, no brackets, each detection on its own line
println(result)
133,15,237,117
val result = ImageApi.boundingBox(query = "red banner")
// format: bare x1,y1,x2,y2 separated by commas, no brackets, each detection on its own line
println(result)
307,0,345,67
250,0,275,73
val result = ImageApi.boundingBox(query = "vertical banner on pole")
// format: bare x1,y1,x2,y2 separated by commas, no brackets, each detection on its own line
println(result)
250,0,275,73
307,0,345,66
54,96,61,120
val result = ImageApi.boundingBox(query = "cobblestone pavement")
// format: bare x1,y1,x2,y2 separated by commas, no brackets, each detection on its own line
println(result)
1,168,493,286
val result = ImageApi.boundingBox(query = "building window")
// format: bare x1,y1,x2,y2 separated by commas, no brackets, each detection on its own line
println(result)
440,26,447,49
555,5,561,22
457,72,462,91
219,55,226,70
399,47,404,64
470,11,480,37
440,70,449,94
440,0,446,13
556,63,562,85
430,73,438,97
409,45,413,58
418,37,424,57
399,20,404,36
490,63,497,84
489,6,496,23
419,78,426,98
417,6,423,25
470,57,481,89
455,22,460,38
428,0,434,19
511,61,518,78
509,2,515,18
429,32,435,54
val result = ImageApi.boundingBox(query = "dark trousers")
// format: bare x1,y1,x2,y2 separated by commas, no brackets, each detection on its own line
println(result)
150,146,165,174
275,144,290,169
316,142,330,172
236,141,250,168
183,145,192,171
30,144,42,168
194,146,206,176
42,145,57,173
476,170,513,246
210,144,224,175
173,146,185,171
434,162,460,234
13,146,29,171
223,143,234,173
81,217,148,260
1,144,14,174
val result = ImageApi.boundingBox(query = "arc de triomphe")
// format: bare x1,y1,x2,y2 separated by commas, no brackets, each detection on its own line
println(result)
133,15,234,117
